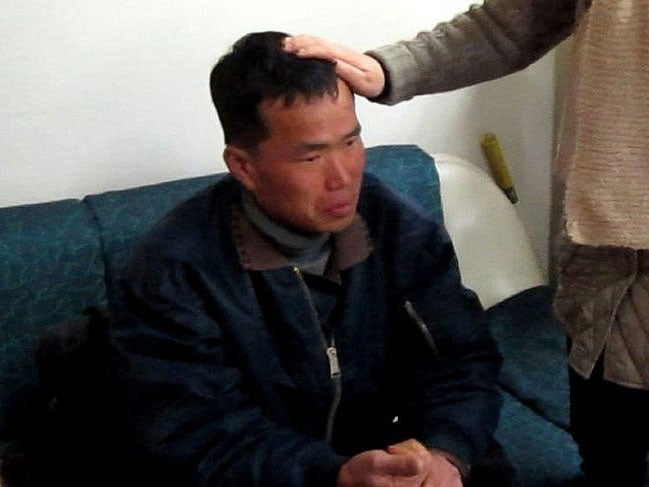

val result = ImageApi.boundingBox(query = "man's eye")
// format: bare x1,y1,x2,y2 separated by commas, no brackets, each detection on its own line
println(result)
300,155,320,162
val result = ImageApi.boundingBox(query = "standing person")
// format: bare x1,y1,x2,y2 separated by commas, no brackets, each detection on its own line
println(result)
107,31,508,486
285,1,649,485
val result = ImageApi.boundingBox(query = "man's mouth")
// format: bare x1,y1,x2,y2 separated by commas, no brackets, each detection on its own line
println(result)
324,199,355,218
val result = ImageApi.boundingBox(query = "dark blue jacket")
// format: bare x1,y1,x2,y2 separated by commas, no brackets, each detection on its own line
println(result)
110,173,502,487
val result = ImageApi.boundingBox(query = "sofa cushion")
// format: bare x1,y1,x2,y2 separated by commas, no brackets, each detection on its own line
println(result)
365,145,442,223
84,174,224,301
487,286,570,430
495,389,581,486
0,199,106,437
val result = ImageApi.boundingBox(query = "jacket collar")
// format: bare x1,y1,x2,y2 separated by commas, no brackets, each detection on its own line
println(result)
231,203,372,280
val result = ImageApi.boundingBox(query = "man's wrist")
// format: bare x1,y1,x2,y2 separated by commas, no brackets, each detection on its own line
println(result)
364,52,390,102
429,448,471,479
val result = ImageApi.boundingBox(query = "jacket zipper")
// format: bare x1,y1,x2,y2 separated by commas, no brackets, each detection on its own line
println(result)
403,300,440,359
292,266,342,444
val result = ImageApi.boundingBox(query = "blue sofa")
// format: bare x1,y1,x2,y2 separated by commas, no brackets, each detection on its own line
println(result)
0,145,581,485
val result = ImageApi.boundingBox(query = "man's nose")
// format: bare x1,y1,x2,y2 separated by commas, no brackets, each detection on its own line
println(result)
325,153,353,190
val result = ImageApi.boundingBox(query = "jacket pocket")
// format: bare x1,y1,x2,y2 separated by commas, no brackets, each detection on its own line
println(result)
403,300,440,360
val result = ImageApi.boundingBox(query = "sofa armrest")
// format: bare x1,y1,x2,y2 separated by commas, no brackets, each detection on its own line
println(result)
487,286,570,430
434,153,546,308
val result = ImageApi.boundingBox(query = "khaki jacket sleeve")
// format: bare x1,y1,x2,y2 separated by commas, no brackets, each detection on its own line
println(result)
368,0,581,104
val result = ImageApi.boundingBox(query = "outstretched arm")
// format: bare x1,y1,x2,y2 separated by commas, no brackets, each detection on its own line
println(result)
286,0,579,104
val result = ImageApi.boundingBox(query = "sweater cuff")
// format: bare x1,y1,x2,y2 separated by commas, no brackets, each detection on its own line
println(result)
365,44,423,106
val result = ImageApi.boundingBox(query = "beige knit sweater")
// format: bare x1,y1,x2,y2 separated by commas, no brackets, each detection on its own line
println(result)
557,0,649,248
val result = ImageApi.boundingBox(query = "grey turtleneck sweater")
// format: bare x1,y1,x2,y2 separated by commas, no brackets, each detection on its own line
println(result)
241,190,332,276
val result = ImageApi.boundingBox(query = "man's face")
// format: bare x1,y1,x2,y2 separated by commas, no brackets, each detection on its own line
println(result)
236,80,365,234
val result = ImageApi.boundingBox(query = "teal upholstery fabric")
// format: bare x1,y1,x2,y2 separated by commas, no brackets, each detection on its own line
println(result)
487,286,570,430
84,175,223,299
495,390,581,487
0,200,106,437
365,145,442,222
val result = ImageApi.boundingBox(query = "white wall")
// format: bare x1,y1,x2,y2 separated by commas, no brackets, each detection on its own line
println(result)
0,0,556,268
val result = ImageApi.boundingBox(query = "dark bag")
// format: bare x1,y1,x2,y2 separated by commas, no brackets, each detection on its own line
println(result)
1,307,138,487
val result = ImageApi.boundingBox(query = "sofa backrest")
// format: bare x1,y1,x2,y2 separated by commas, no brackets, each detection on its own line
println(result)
84,174,225,303
0,200,107,438
0,144,441,440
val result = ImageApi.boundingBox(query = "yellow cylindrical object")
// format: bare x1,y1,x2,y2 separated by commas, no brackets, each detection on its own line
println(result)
481,132,518,203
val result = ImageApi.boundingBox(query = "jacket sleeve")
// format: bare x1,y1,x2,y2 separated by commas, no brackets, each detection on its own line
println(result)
109,253,345,487
367,0,580,104
387,198,503,470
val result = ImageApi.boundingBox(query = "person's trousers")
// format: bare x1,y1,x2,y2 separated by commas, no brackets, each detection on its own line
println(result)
570,360,649,486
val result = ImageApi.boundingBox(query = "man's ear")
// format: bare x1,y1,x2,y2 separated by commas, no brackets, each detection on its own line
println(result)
223,145,257,191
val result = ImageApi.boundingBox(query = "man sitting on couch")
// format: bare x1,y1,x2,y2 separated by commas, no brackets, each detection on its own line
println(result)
108,31,505,487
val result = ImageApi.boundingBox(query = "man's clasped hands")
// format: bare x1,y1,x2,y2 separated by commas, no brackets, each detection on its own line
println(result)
338,439,463,487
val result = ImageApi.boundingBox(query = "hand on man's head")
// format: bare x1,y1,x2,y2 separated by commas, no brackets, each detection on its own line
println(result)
284,35,386,99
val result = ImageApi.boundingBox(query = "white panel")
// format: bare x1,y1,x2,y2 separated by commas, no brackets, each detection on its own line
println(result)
435,153,546,308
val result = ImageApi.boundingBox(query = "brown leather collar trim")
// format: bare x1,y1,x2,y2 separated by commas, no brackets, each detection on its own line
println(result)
231,203,372,273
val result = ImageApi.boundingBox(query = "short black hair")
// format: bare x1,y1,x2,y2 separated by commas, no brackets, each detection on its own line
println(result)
209,31,339,151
